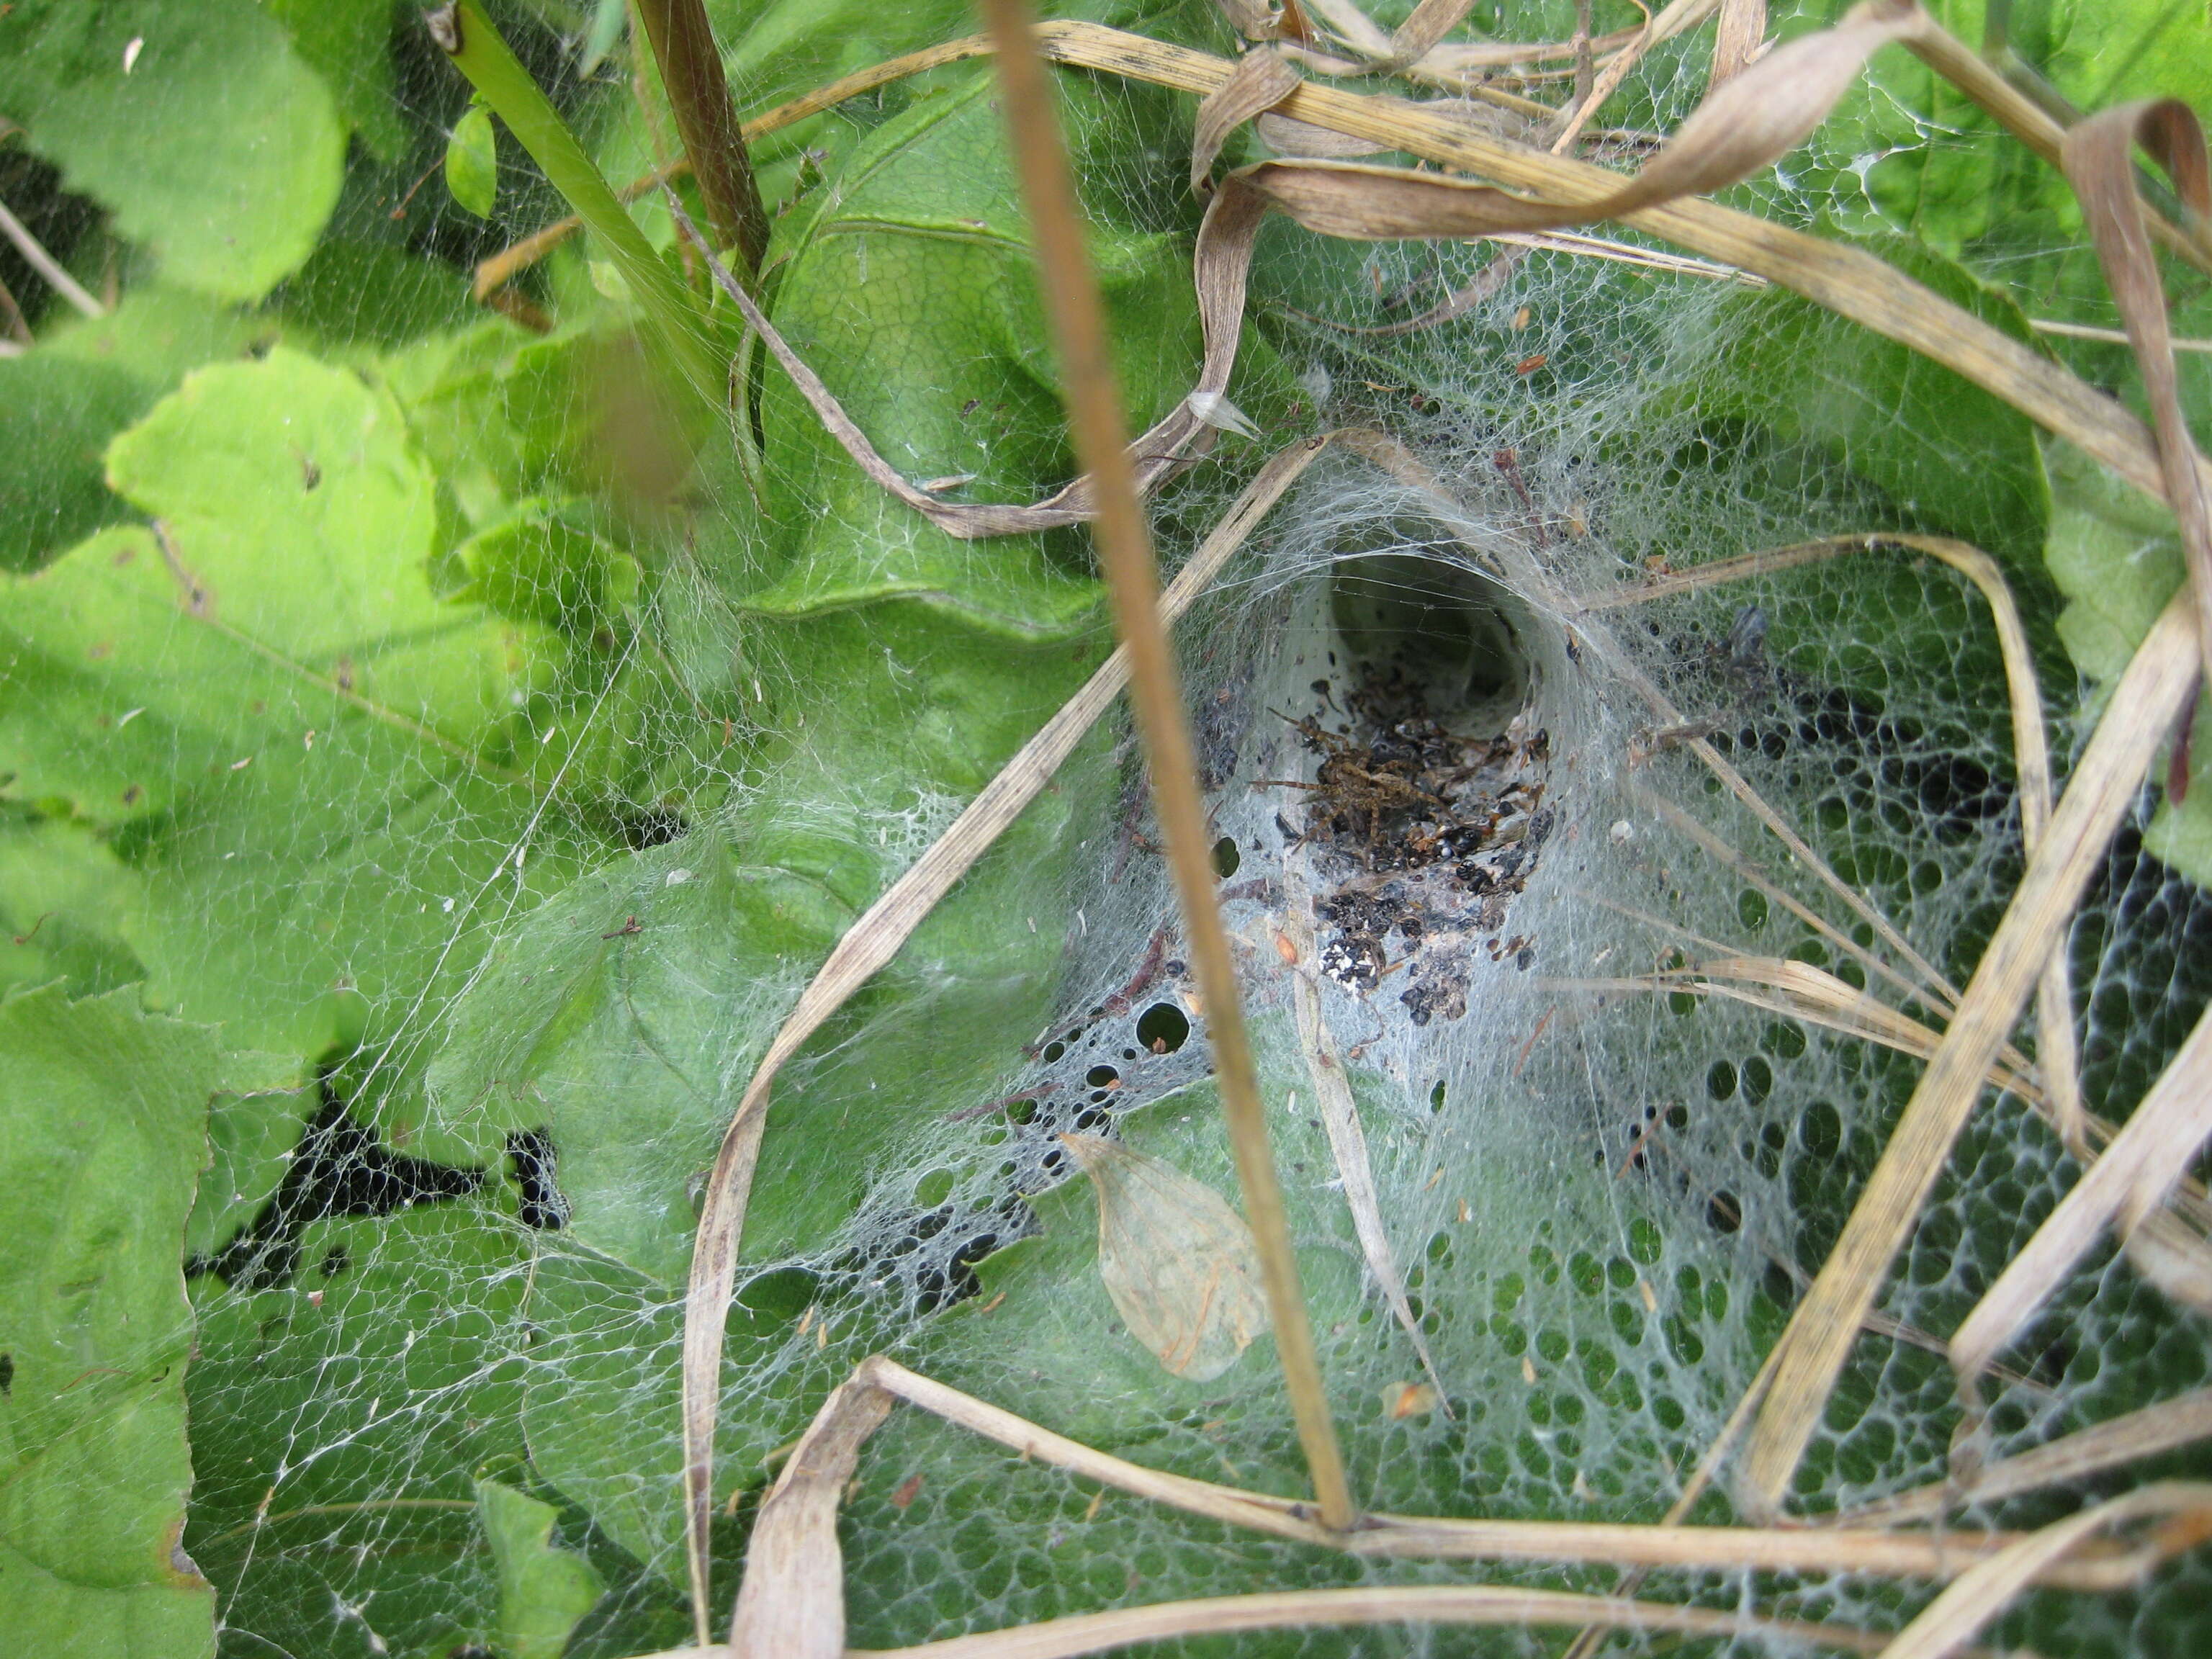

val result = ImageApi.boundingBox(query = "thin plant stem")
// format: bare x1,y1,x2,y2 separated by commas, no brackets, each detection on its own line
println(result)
975,0,1357,1533
431,1,719,400
633,0,769,276
0,196,102,318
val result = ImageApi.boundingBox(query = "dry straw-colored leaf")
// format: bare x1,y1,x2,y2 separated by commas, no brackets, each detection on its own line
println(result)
1280,850,1447,1403
1951,1002,2212,1387
1060,1133,1268,1381
1709,0,1768,88
727,1367,893,1659
1029,17,2211,521
855,1584,1895,1658
670,193,1232,535
1192,45,1303,191
2062,99,2212,673
1226,1,1929,240
1835,1387,2212,1528
1875,1483,2212,1659
750,1358,2162,1592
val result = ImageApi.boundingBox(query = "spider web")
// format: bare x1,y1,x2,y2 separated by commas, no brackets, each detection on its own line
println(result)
2,3,2210,1657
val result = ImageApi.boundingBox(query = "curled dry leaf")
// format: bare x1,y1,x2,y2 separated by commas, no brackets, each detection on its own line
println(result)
1061,1132,1267,1382
1191,45,1302,192
1231,0,1931,241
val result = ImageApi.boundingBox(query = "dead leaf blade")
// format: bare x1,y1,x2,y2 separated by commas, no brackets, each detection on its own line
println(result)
1062,1132,1268,1382
1952,1001,2212,1385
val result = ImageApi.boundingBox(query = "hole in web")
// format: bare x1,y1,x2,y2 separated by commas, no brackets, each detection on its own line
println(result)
1134,1002,1189,1054
1328,543,1534,737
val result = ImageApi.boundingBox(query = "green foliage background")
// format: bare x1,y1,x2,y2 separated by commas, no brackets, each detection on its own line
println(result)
1,2,2209,1656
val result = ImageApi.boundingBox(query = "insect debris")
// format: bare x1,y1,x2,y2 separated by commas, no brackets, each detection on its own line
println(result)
1266,673,1555,1023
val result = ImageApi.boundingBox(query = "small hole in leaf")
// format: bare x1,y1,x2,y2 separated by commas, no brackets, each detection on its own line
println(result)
1210,836,1240,878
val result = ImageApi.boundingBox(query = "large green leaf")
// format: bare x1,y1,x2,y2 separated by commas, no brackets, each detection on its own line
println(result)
428,66,1204,1279
0,986,222,1659
0,347,606,1071
183,1205,535,1658
0,287,263,572
0,0,345,301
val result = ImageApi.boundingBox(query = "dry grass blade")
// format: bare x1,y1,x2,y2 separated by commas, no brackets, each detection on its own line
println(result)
725,1367,892,1656
855,1586,1896,1658
1279,852,1449,1402
813,1359,2154,1589
1875,1483,2212,1659
673,433,1344,1628
1833,1388,2212,1528
0,195,103,319
1709,0,1767,87
2062,99,2212,673
1550,964,2041,1105
984,0,1353,1530
1950,1001,2212,1388
666,193,1233,535
1740,590,2203,1514
1547,0,1719,156
2033,318,2212,354
1384,0,1480,68
1190,45,1303,192
1230,1,1930,240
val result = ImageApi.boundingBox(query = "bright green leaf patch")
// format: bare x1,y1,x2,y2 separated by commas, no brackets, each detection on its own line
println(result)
446,104,500,220
0,0,345,301
0,287,265,571
0,346,606,1071
0,986,222,1659
473,1478,606,1659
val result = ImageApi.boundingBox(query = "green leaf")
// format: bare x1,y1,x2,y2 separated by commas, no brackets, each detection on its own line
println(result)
0,985,221,1659
0,0,346,301
264,0,410,163
473,1478,606,1659
2044,442,2212,887
447,103,500,220
0,287,264,572
0,348,606,1071
0,809,145,1002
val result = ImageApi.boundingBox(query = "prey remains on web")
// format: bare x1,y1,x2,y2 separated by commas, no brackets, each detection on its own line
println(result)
1270,662,1554,1025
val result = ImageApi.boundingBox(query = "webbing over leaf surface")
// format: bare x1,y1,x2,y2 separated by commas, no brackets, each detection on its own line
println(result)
0,2,2209,1655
